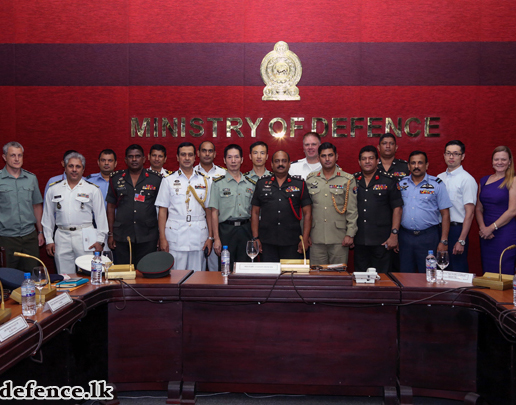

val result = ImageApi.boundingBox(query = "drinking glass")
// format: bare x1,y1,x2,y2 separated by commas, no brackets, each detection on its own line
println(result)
102,251,114,282
33,266,47,308
246,240,259,262
436,251,449,284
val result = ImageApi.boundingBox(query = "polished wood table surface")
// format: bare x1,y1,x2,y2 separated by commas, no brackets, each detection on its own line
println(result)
1,270,515,405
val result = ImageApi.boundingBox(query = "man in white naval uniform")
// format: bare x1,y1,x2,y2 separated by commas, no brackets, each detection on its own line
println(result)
42,152,108,274
289,132,322,180
156,142,213,272
194,140,225,271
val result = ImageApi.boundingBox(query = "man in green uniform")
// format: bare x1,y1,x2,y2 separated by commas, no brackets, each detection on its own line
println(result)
0,142,44,271
307,142,358,266
245,141,271,182
208,144,255,268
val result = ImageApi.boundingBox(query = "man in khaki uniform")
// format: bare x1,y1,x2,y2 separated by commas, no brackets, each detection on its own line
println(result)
208,144,256,268
307,142,358,265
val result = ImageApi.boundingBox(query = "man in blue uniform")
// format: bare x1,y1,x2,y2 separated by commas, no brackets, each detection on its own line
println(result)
399,151,452,273
87,149,118,204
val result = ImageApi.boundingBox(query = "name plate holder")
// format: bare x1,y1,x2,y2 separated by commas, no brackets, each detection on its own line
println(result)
0,315,29,343
44,292,73,313
442,271,474,283
234,262,281,275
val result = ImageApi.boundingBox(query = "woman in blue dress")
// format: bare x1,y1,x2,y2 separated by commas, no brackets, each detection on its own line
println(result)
475,146,516,274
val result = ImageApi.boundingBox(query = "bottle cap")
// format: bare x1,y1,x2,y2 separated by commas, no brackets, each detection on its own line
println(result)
223,246,228,249
24,273,31,279
94,251,101,256
428,250,434,255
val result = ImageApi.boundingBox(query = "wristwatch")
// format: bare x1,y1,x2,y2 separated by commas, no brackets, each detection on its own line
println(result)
252,236,259,241
458,240,466,246
208,237,214,241
391,228,399,235
440,240,448,246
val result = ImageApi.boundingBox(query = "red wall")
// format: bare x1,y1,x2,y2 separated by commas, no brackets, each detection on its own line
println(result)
2,0,516,274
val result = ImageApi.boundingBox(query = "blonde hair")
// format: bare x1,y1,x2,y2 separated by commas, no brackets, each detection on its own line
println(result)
492,146,514,189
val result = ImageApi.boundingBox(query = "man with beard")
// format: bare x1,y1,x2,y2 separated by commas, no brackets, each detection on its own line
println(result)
399,151,451,273
106,145,162,265
251,151,312,262
353,146,403,273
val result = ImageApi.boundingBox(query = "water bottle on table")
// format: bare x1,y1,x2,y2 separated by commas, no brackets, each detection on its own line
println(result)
91,251,103,285
221,246,230,276
426,250,436,283
21,273,36,316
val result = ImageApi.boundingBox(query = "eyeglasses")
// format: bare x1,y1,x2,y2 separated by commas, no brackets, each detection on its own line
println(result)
444,152,462,157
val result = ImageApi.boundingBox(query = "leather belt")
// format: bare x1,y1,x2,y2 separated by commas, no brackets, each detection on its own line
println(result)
401,225,438,236
222,219,250,226
169,214,205,223
450,222,463,226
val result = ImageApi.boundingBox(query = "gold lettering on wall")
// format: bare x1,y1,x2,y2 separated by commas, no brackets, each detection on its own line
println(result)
131,116,441,139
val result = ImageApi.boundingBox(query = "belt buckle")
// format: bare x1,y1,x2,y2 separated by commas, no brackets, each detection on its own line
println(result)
413,230,420,236
69,227,77,231
234,221,241,226
187,215,191,222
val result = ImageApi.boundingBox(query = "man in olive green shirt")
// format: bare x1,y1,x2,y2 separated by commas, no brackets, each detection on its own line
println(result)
0,142,45,271
244,141,271,182
209,144,256,269
307,142,358,266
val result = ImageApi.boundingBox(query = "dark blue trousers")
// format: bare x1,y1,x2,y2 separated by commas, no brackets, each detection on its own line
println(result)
399,226,439,273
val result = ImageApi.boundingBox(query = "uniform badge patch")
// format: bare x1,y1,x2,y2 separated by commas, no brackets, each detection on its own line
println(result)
142,185,156,191
420,190,435,194
353,186,358,194
373,185,387,191
77,193,89,198
246,188,254,194
329,185,344,189
285,186,300,193
223,188,231,196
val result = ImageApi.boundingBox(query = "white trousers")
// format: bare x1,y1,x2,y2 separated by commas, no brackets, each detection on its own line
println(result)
54,228,94,275
170,249,206,272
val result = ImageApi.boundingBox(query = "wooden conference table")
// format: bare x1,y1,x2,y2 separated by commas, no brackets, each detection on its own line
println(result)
1,270,515,405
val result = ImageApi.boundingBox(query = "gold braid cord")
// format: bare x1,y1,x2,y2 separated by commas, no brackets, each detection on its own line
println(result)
185,176,208,209
332,179,351,215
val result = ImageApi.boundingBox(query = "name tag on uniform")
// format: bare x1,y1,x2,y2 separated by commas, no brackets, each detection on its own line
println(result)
135,194,145,202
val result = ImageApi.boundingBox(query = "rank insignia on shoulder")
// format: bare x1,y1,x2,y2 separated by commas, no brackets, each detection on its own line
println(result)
291,175,302,180
306,172,316,179
244,176,256,185
435,178,443,183
110,170,123,177
213,175,225,182
85,180,99,188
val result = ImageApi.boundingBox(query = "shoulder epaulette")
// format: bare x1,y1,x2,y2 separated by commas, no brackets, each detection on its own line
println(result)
306,172,317,180
244,175,256,185
396,158,408,163
110,170,124,178
196,170,206,177
49,179,64,187
146,168,162,177
435,177,443,183
213,175,225,182
86,174,92,179
290,159,300,164
244,171,252,176
291,174,302,180
85,180,99,188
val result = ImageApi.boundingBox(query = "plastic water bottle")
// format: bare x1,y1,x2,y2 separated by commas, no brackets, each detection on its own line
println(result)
21,273,36,316
91,251,103,285
513,274,516,306
221,246,230,276
426,250,437,283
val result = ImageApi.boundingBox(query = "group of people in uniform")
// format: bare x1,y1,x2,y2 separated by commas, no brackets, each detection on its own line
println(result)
1,131,496,276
